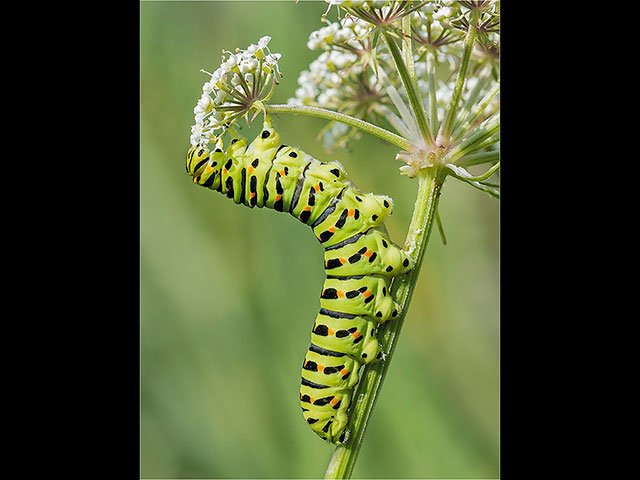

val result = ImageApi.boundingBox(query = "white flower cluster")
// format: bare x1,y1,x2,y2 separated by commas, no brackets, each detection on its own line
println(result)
325,0,386,6
306,18,372,51
190,36,282,146
289,50,360,109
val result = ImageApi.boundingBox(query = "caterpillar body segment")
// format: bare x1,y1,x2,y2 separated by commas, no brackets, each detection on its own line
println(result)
320,275,400,322
186,118,412,444
312,189,391,248
290,159,350,225
263,147,312,212
311,310,382,362
300,380,351,444
323,227,412,277
302,347,361,390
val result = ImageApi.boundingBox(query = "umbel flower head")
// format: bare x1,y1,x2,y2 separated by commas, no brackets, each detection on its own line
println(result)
190,36,283,146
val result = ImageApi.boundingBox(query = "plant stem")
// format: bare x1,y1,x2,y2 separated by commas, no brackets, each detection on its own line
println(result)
457,150,499,167
382,31,434,147
324,165,446,479
427,49,439,136
451,82,500,143
265,104,413,151
438,10,479,142
445,112,500,164
402,15,416,81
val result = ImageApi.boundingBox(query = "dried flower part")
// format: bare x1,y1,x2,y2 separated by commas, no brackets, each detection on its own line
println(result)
189,36,283,146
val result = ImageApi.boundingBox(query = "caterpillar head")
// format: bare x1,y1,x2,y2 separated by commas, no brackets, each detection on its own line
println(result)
254,119,282,153
186,144,210,176
186,140,225,189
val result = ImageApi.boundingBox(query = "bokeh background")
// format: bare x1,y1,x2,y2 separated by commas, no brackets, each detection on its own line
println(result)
140,1,499,478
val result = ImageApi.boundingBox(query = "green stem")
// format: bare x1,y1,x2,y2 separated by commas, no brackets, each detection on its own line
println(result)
324,166,446,479
457,150,500,167
382,31,434,147
264,104,413,151
402,15,416,81
427,49,439,136
445,112,500,164
451,82,500,143
438,11,479,142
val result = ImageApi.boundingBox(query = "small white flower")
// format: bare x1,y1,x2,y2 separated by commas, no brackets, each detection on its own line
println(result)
434,6,452,20
430,20,444,37
307,38,320,50
202,81,214,94
421,3,435,15
190,123,203,140
265,53,281,64
198,92,212,109
224,54,238,69
258,35,271,48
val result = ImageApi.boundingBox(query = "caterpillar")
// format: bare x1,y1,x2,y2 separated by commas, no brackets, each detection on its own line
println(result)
186,118,412,444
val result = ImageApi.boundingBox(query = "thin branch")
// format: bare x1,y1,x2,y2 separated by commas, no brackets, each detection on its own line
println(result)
382,31,434,147
265,104,414,151
438,10,480,142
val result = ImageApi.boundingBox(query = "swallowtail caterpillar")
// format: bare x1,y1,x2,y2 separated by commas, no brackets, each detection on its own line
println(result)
186,118,412,444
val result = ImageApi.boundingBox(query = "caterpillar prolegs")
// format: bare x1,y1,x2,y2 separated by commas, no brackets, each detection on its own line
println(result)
186,119,412,444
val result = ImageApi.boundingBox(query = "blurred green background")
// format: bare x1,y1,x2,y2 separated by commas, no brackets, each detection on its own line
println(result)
140,1,499,478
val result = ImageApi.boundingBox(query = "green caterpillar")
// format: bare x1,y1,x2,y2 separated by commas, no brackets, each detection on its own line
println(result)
186,118,412,444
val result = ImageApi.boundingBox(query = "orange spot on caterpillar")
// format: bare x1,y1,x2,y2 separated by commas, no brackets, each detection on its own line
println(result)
348,208,355,216
280,169,286,176
317,365,324,372
328,328,335,335
222,168,228,175
250,192,256,198
340,369,349,376
352,331,361,339
310,397,315,403
329,227,336,233
330,397,339,405
339,257,346,264
275,194,282,201
314,184,321,192
364,250,373,258
248,166,254,174
337,291,345,298
303,206,311,211
362,290,372,298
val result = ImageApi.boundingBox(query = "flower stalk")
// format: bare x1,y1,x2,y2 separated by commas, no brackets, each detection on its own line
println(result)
382,30,434,147
438,8,480,143
265,103,414,151
325,165,446,480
